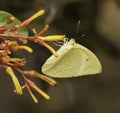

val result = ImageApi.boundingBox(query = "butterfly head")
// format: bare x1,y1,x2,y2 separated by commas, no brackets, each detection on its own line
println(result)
64,38,76,46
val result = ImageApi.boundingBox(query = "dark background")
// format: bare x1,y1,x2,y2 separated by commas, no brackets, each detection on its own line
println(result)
0,0,120,113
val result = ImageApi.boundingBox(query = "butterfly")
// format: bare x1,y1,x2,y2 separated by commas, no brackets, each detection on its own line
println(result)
41,38,102,78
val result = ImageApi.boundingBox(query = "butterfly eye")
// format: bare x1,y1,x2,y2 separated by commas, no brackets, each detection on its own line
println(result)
63,38,68,45
65,38,69,42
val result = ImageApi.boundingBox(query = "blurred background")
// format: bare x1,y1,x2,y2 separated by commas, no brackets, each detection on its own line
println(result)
0,0,120,113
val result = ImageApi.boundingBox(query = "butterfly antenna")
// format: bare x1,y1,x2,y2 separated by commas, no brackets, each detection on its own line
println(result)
75,20,80,39
80,33,85,38
74,20,86,41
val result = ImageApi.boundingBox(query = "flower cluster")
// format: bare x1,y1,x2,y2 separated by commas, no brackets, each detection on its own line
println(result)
0,9,65,103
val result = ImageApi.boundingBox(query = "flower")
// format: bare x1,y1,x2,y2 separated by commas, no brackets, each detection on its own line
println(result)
5,67,22,95
0,9,65,103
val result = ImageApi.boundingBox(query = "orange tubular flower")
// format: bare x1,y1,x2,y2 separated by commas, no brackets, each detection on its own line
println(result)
0,9,66,103
5,67,22,95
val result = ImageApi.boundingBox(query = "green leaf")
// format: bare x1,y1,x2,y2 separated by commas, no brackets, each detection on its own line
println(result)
0,11,28,36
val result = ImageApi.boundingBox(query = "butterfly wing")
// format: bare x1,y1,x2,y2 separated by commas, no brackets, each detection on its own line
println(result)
42,43,102,78
74,43,102,76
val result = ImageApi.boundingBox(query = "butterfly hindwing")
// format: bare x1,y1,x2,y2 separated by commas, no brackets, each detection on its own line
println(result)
74,44,102,76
